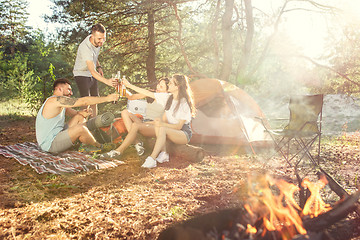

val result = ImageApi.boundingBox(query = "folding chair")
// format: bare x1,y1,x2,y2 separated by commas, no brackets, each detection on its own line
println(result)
263,94,323,166
259,94,324,206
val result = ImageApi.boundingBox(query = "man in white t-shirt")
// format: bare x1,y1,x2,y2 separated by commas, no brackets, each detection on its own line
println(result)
73,23,117,117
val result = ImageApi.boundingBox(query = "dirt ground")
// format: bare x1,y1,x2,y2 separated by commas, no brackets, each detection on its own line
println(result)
0,116,360,239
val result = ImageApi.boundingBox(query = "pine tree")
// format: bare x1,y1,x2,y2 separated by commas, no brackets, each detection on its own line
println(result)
0,0,29,55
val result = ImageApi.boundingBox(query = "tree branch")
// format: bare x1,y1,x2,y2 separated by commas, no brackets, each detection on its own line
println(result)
290,54,360,88
170,2,199,76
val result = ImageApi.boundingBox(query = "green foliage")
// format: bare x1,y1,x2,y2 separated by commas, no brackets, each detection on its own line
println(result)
0,29,72,113
0,0,29,47
323,24,360,95
0,98,34,117
167,206,188,219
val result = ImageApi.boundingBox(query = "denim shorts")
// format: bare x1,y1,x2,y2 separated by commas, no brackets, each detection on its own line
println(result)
181,123,192,143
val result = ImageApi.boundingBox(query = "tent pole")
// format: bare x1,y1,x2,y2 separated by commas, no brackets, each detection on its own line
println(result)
225,94,256,155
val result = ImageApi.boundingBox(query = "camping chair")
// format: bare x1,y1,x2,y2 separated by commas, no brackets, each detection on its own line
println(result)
262,94,323,166
259,94,324,206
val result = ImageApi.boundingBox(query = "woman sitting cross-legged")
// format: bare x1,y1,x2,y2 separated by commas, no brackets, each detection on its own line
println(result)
101,74,196,169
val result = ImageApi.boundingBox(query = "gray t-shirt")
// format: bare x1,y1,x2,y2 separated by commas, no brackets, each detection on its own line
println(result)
73,35,101,77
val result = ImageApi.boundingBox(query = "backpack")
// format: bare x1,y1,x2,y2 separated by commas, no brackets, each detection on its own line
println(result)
91,115,144,144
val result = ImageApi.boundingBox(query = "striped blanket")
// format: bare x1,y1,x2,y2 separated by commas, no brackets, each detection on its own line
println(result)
0,142,123,174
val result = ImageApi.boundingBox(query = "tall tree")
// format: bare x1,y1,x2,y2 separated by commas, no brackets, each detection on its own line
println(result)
0,0,29,55
236,0,254,78
220,0,235,82
145,0,156,85
211,0,221,77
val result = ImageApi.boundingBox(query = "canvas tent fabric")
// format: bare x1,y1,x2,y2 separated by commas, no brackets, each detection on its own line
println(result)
189,78,271,146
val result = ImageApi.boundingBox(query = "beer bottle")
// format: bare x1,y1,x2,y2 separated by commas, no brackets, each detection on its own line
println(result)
113,71,121,103
121,77,126,97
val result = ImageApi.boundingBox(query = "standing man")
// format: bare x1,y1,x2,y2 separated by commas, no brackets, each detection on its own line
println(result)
36,78,119,153
73,23,117,117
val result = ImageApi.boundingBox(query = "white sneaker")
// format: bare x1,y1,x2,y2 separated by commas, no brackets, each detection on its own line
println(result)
141,156,157,168
100,150,121,159
134,141,145,156
156,151,169,163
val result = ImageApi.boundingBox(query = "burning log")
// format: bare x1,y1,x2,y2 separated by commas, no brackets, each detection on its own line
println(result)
302,154,360,217
157,208,246,240
292,231,331,240
317,171,360,216
158,176,360,240
303,191,360,232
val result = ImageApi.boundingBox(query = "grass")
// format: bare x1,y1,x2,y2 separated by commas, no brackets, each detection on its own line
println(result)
0,99,35,119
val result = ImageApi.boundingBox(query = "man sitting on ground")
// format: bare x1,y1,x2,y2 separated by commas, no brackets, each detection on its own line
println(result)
35,78,118,153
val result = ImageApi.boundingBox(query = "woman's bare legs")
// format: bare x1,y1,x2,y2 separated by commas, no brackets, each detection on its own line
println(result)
150,127,188,159
121,109,142,132
115,122,156,153
121,109,144,146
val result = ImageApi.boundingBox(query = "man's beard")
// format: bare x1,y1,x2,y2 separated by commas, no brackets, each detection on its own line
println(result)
94,41,103,48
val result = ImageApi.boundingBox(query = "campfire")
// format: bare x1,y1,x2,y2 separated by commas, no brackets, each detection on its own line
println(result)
239,175,332,239
158,175,360,240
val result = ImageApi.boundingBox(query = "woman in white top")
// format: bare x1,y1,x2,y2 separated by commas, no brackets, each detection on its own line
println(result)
120,77,169,155
101,74,196,168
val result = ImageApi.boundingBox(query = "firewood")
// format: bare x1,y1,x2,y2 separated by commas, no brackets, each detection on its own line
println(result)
303,191,360,232
318,171,360,217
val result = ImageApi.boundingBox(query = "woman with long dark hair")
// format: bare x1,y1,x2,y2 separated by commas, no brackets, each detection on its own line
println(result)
112,74,196,168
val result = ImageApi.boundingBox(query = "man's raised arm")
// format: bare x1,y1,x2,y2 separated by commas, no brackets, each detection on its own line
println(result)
56,94,119,108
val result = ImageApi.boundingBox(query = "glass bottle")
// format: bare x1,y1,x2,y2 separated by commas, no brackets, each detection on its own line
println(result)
121,76,126,97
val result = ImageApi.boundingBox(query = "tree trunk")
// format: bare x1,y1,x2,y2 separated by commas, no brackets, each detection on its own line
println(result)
237,0,254,78
220,0,234,82
146,1,156,86
211,0,221,78
172,3,199,76
146,138,205,163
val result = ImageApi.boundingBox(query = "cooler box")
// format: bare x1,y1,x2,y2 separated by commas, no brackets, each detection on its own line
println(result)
127,100,147,117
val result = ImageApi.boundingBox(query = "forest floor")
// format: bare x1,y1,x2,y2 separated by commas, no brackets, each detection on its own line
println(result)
0,116,360,239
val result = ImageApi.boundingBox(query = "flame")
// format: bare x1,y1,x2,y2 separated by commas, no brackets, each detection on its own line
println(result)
244,203,254,216
246,224,257,234
244,175,332,239
302,175,332,217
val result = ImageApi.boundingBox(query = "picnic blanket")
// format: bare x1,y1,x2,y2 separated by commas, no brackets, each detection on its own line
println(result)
0,142,124,174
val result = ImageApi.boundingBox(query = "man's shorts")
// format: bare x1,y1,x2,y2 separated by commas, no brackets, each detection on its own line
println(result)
75,76,99,97
48,129,74,153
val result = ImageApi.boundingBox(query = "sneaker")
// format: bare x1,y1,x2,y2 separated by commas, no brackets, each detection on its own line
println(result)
134,141,145,156
141,156,157,168
100,150,121,159
100,143,116,153
156,151,169,163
